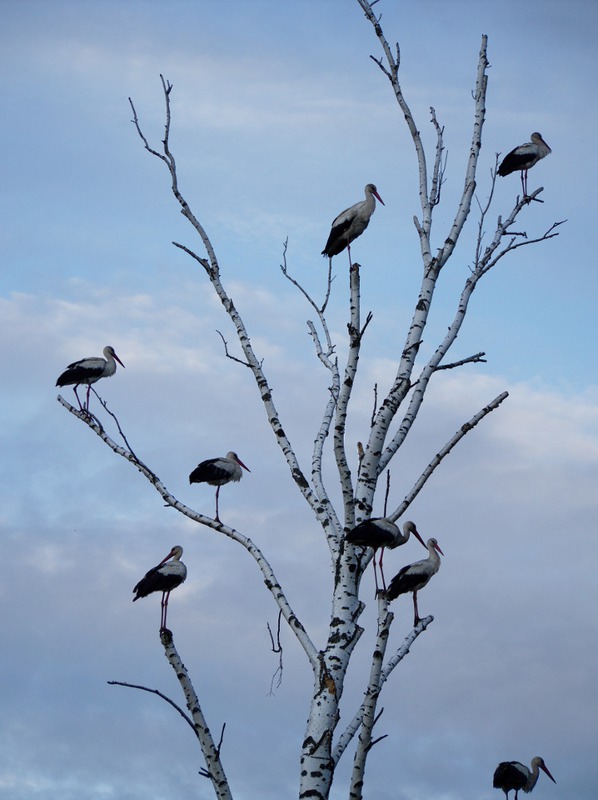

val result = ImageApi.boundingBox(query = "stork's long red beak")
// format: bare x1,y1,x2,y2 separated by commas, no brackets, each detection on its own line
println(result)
412,526,426,549
236,456,250,472
113,353,125,368
434,541,445,556
373,189,385,206
541,765,556,784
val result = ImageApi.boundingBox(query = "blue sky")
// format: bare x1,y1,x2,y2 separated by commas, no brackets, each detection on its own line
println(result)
1,1,597,799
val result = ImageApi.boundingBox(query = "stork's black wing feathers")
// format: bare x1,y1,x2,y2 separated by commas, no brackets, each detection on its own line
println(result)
133,565,177,600
386,565,419,600
55,363,104,387
498,149,533,176
493,762,527,791
322,217,353,257
346,519,393,548
189,458,228,484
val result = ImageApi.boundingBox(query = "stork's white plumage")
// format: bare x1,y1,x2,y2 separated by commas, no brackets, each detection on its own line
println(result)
386,537,443,625
133,545,187,630
498,132,552,196
56,345,125,412
493,757,556,800
322,183,384,266
346,519,426,593
189,451,250,522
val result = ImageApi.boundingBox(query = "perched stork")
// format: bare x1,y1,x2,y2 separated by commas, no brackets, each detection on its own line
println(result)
498,132,552,196
345,519,427,593
189,451,250,522
133,545,187,630
386,537,443,625
56,345,125,412
493,757,556,800
322,183,384,267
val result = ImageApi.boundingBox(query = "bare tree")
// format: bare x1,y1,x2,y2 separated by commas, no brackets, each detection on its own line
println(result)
57,2,563,798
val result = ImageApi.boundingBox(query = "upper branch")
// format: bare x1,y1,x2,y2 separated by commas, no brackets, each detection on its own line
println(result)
357,0,431,233
354,10,490,516
130,78,334,530
129,76,220,275
334,264,369,528
433,35,488,271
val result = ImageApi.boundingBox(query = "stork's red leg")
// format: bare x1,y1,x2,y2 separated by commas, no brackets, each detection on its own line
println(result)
413,590,420,626
215,486,221,522
73,385,84,412
347,243,352,269
164,591,170,629
161,590,172,630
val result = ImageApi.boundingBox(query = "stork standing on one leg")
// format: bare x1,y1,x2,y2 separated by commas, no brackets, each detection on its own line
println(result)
345,518,427,594
133,545,187,630
322,183,384,268
493,756,556,800
55,345,125,412
189,451,250,522
498,132,552,197
386,537,443,625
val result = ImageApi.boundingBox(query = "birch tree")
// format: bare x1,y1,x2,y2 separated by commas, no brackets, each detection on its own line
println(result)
57,2,562,798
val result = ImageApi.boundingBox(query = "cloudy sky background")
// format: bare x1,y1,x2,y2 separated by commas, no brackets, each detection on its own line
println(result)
1,1,597,798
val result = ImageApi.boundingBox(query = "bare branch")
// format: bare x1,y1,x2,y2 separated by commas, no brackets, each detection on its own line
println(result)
481,217,565,273
159,628,232,800
334,264,366,524
216,330,253,368
429,107,447,208
434,352,487,371
267,610,284,694
107,680,196,734
281,239,335,317
332,614,433,763
348,596,393,799
391,391,509,520
172,241,212,276
382,470,391,517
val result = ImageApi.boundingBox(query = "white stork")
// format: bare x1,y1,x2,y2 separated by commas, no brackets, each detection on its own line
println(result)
498,132,552,196
322,183,384,267
55,345,125,412
133,545,187,630
386,537,443,625
345,519,427,594
189,451,250,522
493,757,556,800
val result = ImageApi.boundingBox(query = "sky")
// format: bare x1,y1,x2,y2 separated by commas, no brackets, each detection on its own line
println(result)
1,0,597,798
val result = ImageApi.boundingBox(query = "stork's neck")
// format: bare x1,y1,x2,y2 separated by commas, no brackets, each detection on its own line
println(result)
427,544,441,569
526,761,541,791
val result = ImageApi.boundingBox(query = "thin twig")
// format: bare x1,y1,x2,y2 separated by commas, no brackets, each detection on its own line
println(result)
267,610,284,694
107,680,196,733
